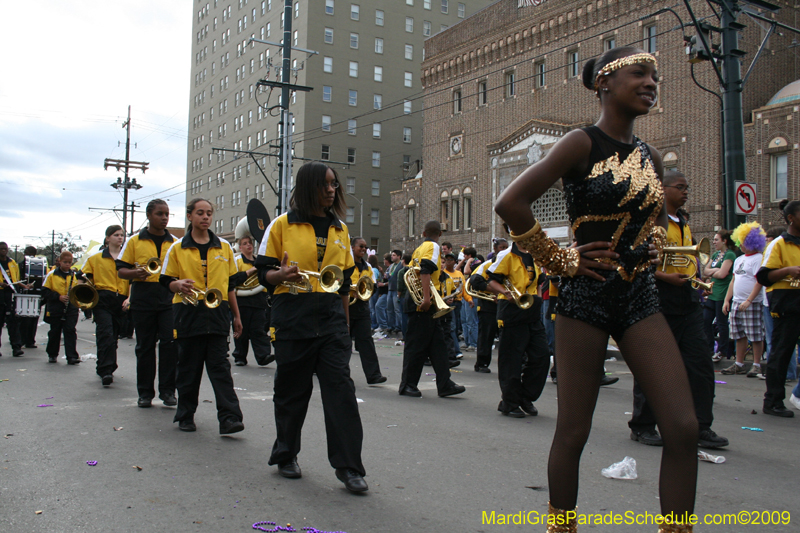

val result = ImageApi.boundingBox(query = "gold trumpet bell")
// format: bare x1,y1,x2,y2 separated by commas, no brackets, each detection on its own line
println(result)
180,287,224,308
69,282,99,310
502,279,534,309
349,273,375,305
136,257,162,276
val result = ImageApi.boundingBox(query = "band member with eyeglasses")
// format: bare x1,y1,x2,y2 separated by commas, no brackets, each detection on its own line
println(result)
256,162,367,493
42,251,83,364
160,198,244,435
117,199,178,408
399,220,466,399
0,242,24,358
231,234,273,367
82,225,130,387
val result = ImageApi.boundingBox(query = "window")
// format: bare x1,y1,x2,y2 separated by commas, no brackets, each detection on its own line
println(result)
407,207,415,237
505,71,516,97
772,153,788,200
644,24,657,53
440,200,448,225
464,196,472,229
374,37,383,54
372,151,381,167
457,2,465,17
322,115,331,131
348,119,357,135
424,0,431,9
321,144,330,160
325,0,334,15
323,56,333,73
266,22,271,36
350,33,359,48
293,30,298,46
347,148,356,164
567,50,579,78
403,100,411,114
374,94,382,109
349,61,358,77
423,21,431,36
478,80,487,105
535,61,545,88
375,9,384,26
452,199,460,230
346,207,355,224
604,37,616,51
349,90,358,106
346,177,356,194
403,127,411,143
441,0,448,14
323,85,332,102
404,44,413,60
453,89,462,113
370,209,380,225
295,1,299,18
324,28,333,44
405,17,414,33
372,123,381,138
404,72,412,87
371,180,380,196
403,155,411,171
374,66,383,82
351,4,359,20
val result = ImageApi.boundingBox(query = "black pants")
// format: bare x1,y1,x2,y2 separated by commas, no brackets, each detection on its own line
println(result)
46,311,79,360
132,308,177,400
94,295,125,377
497,320,550,410
476,311,498,369
20,315,39,346
174,334,242,423
0,295,23,352
438,312,458,361
269,332,365,475
703,299,734,358
350,315,383,382
630,306,716,432
119,310,134,338
764,313,800,409
233,306,271,364
400,311,453,394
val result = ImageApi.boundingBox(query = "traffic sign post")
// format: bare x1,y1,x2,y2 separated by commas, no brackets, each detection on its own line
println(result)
734,181,757,216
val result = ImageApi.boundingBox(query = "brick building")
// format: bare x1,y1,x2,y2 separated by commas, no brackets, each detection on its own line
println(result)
390,0,799,255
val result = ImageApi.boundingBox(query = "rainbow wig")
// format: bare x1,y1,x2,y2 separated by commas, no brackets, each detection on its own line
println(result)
732,222,766,253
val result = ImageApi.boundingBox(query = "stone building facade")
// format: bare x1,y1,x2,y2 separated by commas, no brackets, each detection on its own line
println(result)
391,0,799,255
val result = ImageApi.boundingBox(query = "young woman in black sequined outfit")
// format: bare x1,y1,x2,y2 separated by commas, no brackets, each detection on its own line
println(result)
495,47,698,533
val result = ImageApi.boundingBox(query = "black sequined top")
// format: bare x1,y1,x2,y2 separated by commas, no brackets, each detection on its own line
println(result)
562,126,663,281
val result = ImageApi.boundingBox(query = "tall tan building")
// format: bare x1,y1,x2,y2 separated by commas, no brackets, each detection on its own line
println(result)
391,0,798,255
187,0,492,250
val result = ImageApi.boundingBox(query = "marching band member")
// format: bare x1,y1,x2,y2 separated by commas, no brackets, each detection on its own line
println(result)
231,234,273,367
256,162,367,493
437,261,460,365
443,252,469,359
82,225,130,387
486,237,549,418
116,199,178,408
0,242,24,357
42,251,82,364
468,258,498,373
399,220,466,399
349,236,387,384
160,198,244,434
20,246,42,349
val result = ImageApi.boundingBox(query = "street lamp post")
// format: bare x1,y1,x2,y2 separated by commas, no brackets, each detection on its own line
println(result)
346,192,363,238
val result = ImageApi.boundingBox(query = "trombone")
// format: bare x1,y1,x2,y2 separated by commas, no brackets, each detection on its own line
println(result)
180,287,224,308
662,237,714,290
282,263,345,295
349,272,375,305
135,257,162,276
403,262,453,318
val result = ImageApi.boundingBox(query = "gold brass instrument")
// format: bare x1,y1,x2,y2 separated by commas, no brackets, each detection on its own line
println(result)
403,263,453,318
349,272,375,305
464,278,495,302
235,271,264,297
783,276,800,288
502,279,534,309
282,263,345,295
662,237,713,291
68,275,99,310
180,287,224,308
135,257,162,276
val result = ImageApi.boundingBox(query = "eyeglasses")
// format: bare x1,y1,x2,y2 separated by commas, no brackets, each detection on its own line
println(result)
664,185,690,193
322,181,340,190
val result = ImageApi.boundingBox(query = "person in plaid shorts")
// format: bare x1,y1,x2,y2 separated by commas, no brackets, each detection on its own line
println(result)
721,222,767,377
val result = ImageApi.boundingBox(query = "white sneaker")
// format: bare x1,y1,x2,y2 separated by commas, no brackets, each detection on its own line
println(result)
464,346,475,352
790,394,800,411
758,373,767,380
394,340,403,346
711,352,723,362
455,353,463,359
372,332,383,339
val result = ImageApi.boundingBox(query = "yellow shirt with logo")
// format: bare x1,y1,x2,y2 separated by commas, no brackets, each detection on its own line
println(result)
83,249,129,295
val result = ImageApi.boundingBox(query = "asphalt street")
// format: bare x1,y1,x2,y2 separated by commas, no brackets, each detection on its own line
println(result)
1,317,799,532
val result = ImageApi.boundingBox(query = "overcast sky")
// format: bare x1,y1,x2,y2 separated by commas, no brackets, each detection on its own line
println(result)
0,1,191,254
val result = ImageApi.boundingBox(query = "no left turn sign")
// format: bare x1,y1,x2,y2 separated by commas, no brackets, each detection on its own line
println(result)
734,181,757,215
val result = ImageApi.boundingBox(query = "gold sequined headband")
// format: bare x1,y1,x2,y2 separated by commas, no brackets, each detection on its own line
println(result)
594,53,658,89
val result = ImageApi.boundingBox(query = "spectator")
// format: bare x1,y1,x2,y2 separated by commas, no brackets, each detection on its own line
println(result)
703,230,737,362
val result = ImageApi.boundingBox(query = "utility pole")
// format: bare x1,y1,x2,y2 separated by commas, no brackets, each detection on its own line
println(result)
105,106,148,234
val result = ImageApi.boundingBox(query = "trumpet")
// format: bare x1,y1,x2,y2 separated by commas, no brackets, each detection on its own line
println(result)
502,279,534,309
135,257,162,276
690,277,714,291
349,272,375,305
180,287,224,308
464,278,495,302
662,238,710,278
282,263,344,295
403,263,453,318
783,276,800,288
68,276,99,310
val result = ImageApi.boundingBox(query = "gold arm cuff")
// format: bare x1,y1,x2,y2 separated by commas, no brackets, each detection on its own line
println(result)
511,221,580,277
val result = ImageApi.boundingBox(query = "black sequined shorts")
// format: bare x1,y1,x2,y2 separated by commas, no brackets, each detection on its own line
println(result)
556,266,661,340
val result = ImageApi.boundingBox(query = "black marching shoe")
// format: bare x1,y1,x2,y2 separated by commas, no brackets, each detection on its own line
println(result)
101,375,113,387
399,385,422,398
67,358,81,365
697,429,729,448
278,459,302,479
763,405,794,418
335,468,369,493
219,418,245,435
498,402,526,418
599,375,619,386
256,354,275,366
520,399,538,416
630,429,663,446
48,356,57,363
474,366,491,374
137,397,153,408
13,348,24,357
25,344,37,349
367,375,388,385
178,419,197,432
438,381,466,397
159,393,178,407
234,360,247,366
448,359,460,368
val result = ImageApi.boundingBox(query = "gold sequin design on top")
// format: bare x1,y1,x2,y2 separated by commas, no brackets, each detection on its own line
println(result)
571,145,663,281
